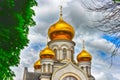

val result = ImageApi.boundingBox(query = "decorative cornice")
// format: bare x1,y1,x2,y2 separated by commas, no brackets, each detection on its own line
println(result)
48,39,75,46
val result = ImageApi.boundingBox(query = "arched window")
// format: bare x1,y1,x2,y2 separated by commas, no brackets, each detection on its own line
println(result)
43,64,46,72
48,64,51,72
63,76,77,80
63,48,67,59
81,66,83,70
54,49,57,53
54,49,57,59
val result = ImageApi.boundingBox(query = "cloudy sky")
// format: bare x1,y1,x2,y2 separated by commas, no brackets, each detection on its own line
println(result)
11,0,120,80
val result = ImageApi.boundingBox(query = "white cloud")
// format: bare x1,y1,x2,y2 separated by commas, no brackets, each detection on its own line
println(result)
89,38,115,53
93,72,119,80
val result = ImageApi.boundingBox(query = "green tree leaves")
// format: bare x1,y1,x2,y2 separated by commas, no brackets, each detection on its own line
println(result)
113,0,120,4
114,0,120,2
0,0,37,80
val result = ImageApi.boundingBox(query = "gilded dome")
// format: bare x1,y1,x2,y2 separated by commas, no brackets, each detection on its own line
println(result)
77,49,92,62
34,59,41,69
40,46,55,59
48,17,75,40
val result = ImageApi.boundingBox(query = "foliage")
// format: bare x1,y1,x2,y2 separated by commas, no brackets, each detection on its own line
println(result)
0,0,37,80
114,0,120,2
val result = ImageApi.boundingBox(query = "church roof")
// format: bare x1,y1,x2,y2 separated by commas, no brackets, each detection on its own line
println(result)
23,68,41,80
26,72,40,80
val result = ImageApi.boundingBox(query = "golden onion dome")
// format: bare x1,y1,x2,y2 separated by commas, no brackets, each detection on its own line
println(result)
77,40,92,62
48,6,75,41
40,46,55,59
77,49,92,62
34,59,41,69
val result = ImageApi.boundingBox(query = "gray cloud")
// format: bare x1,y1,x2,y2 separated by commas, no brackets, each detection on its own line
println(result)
93,72,119,80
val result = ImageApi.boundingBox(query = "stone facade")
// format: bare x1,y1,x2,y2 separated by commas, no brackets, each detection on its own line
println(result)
23,40,95,80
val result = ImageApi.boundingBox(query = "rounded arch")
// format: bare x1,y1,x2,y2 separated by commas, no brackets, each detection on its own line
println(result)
60,72,81,80
51,45,59,49
63,76,77,80
53,49,57,53
61,44,69,49
51,62,88,80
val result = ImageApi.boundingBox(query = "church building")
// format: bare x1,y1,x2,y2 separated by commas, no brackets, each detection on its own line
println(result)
23,6,95,80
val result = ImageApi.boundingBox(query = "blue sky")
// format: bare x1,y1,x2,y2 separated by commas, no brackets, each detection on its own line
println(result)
103,34,120,48
11,0,120,80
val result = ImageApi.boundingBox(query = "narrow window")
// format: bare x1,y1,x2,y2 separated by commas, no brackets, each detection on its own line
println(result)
81,66,83,70
63,48,67,59
54,49,57,60
43,64,46,72
48,64,51,72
